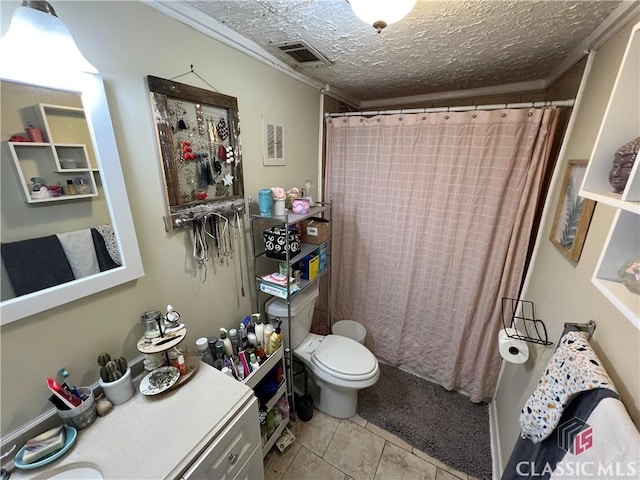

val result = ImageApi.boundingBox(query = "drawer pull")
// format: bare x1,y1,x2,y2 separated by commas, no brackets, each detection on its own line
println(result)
228,453,238,465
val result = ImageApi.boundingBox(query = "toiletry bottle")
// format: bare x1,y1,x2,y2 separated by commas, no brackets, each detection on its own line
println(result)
263,323,275,351
215,340,225,360
220,329,233,358
254,320,264,348
66,179,77,195
267,323,283,355
249,353,260,372
229,328,240,356
239,322,248,350
247,332,257,347
76,178,91,194
208,337,218,360
196,337,215,366
221,367,234,378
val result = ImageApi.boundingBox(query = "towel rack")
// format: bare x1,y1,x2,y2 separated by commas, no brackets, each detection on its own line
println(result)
563,320,597,340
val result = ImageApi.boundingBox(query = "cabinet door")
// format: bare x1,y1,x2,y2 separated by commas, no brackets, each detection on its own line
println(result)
234,445,265,480
182,399,261,480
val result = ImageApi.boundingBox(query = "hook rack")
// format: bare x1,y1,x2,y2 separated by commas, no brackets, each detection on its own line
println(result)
501,297,553,346
163,197,245,232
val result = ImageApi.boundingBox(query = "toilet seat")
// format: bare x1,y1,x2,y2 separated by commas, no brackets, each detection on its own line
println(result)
311,335,378,381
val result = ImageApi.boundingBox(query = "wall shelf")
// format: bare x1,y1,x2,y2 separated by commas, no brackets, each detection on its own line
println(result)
6,103,99,203
580,22,640,328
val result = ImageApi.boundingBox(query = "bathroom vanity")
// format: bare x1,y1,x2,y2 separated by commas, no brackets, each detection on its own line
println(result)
10,364,263,480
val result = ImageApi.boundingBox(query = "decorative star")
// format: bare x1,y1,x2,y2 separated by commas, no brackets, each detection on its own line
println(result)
222,173,234,186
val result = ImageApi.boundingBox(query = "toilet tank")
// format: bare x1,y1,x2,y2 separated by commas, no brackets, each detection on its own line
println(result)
266,283,319,349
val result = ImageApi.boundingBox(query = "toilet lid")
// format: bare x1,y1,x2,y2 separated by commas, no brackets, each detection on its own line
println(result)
311,335,377,380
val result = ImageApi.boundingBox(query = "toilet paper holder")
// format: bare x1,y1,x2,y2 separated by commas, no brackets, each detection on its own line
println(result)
501,297,552,346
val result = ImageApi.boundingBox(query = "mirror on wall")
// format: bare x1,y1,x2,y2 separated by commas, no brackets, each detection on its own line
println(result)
1,80,120,301
0,3,144,325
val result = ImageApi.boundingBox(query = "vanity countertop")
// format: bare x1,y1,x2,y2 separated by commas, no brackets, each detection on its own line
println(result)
11,363,255,480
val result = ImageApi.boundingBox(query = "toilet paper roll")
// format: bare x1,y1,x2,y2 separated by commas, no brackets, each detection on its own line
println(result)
498,328,530,364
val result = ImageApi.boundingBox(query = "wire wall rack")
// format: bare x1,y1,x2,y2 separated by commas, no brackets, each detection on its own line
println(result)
501,297,553,346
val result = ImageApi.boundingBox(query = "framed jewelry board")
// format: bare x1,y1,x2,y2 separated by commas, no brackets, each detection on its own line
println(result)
147,75,244,230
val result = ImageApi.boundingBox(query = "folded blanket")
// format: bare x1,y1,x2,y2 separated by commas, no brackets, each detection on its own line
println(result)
57,229,100,279
519,331,618,444
1,236,75,296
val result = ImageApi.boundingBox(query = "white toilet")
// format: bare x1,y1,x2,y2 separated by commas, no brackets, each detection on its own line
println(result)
266,283,379,419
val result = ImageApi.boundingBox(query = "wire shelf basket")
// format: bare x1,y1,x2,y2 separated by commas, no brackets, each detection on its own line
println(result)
501,297,553,346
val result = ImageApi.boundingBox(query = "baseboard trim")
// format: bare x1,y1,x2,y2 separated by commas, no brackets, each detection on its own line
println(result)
489,400,503,479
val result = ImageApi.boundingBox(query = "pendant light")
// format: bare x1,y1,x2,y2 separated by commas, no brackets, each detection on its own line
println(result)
348,0,418,33
0,0,98,79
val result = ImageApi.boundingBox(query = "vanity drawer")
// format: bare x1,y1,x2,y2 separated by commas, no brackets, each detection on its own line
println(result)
181,398,261,480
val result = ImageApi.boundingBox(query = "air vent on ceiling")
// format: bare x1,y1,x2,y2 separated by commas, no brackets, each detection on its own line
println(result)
270,40,332,67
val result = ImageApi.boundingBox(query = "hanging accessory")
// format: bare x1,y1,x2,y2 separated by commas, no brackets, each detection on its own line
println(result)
225,145,234,164
195,103,205,135
218,144,227,162
217,117,229,140
235,211,246,297
223,173,234,187
177,111,188,130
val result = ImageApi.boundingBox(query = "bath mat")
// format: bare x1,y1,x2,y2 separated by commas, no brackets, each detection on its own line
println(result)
357,363,492,479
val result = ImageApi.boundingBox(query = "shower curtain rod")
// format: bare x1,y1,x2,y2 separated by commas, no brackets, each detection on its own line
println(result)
325,99,575,118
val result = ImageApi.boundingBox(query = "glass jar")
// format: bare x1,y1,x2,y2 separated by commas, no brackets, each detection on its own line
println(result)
140,310,162,339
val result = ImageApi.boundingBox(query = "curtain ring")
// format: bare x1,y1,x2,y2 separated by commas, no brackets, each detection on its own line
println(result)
472,113,477,119
445,115,450,120
501,112,507,117
343,118,347,123
422,116,426,120
359,118,363,122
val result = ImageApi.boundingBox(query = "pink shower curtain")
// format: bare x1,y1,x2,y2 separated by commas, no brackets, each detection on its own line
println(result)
325,108,560,401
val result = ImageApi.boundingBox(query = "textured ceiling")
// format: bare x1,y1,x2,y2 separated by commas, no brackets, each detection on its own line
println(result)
180,0,626,105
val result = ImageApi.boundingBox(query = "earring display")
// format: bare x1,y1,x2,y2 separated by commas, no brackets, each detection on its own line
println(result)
148,75,245,232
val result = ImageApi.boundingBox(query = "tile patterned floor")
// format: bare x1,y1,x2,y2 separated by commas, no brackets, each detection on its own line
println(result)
264,409,480,480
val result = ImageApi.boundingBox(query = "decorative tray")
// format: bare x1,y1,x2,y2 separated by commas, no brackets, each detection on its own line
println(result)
136,327,187,354
139,366,180,396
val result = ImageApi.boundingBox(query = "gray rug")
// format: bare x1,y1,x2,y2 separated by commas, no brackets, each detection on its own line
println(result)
357,363,492,480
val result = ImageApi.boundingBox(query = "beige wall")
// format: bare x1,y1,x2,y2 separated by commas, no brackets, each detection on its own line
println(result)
494,17,640,470
0,0,320,434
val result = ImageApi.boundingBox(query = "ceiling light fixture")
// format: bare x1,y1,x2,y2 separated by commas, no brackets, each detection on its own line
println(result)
348,0,417,33
0,0,98,78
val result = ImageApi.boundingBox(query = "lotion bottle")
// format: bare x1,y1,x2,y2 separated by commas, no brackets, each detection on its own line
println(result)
263,323,275,351
267,323,283,355
254,320,264,348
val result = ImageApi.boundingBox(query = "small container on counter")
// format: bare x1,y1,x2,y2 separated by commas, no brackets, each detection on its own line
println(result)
195,337,215,366
140,310,163,339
